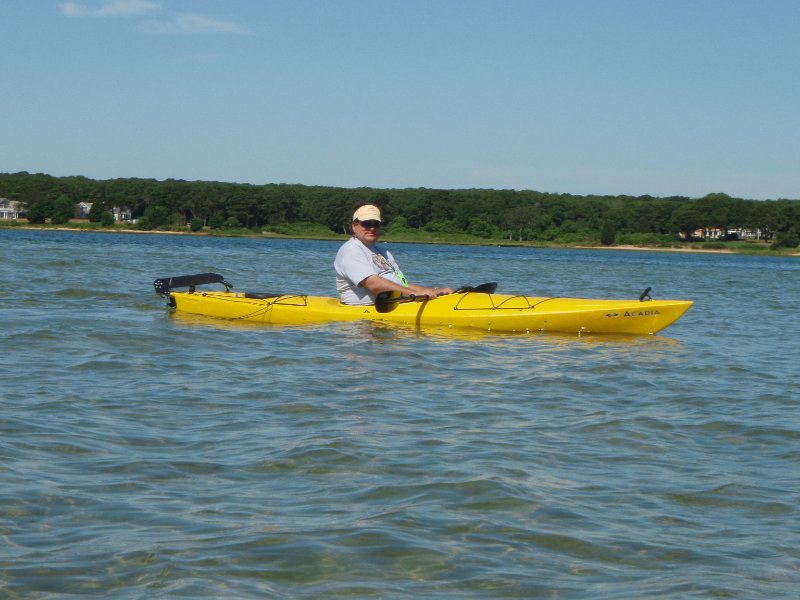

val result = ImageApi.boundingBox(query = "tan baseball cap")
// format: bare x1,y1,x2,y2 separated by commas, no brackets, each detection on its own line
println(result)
352,205,382,222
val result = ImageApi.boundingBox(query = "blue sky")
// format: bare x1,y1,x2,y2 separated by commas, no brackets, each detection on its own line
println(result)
2,0,798,199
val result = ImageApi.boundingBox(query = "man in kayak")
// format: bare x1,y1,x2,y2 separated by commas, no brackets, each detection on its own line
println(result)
335,204,453,305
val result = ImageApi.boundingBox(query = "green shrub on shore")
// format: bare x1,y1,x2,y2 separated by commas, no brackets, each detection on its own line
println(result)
616,233,675,246
600,221,616,245
264,222,339,238
772,230,799,250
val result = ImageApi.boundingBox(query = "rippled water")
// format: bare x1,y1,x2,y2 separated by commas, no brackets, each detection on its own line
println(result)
1,229,799,598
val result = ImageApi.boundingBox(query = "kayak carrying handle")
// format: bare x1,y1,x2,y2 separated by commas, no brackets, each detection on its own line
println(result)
154,272,232,296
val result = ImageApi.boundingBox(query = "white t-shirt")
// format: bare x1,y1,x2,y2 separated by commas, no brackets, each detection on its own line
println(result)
334,237,407,305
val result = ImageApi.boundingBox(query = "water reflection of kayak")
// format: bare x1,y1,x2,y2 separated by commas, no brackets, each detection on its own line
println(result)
154,273,693,336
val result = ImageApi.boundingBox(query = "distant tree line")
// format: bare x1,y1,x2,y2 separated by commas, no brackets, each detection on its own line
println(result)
2,171,799,248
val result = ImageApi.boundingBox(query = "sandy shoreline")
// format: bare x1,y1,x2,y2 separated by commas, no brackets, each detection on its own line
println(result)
10,225,798,256
575,244,735,254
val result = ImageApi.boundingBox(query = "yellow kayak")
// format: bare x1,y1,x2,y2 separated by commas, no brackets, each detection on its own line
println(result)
154,273,693,335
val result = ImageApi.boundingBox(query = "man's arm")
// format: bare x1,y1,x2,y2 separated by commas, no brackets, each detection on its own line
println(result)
360,275,452,299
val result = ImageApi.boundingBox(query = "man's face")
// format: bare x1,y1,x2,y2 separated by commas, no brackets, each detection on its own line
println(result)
352,219,381,246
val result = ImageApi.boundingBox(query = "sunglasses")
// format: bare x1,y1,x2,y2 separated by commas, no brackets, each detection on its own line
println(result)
356,220,382,229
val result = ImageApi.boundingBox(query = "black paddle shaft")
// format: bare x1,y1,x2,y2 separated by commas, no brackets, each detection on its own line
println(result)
374,282,497,313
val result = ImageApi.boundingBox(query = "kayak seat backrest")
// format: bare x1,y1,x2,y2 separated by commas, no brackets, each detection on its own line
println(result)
244,292,282,299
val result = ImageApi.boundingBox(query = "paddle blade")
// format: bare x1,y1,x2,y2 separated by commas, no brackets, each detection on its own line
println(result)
374,291,399,313
153,273,230,295
374,291,418,313
455,282,497,294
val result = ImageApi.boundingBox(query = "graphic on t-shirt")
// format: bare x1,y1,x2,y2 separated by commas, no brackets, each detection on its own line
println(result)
371,252,408,286
371,253,392,272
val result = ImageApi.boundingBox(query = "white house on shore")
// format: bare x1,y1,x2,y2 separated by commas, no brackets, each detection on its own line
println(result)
0,197,136,223
112,206,132,222
69,202,133,222
0,197,24,220
686,227,766,241
76,202,93,218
